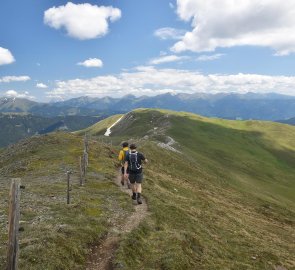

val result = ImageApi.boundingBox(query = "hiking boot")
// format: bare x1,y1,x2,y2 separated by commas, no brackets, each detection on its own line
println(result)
137,197,143,204
131,193,137,200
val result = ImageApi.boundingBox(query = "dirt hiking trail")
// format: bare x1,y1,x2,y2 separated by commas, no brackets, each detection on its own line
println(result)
86,171,149,270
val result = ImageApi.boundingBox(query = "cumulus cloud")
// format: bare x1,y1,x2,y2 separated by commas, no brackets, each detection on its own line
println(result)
0,76,30,83
149,55,188,65
172,0,295,55
77,58,103,68
44,2,121,40
36,83,48,88
154,27,186,40
46,66,295,99
4,90,35,99
0,47,15,65
197,54,225,61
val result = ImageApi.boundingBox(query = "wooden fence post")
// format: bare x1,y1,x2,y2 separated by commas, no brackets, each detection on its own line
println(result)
79,157,83,186
6,178,21,270
84,150,89,168
84,134,89,153
66,171,71,204
82,152,87,182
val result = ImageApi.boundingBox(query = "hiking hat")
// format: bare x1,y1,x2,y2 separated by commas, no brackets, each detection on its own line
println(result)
129,143,137,150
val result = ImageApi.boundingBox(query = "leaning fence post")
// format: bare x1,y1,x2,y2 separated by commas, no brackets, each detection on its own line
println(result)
84,133,89,153
82,152,87,182
66,171,71,204
79,157,83,186
84,150,89,168
6,178,21,270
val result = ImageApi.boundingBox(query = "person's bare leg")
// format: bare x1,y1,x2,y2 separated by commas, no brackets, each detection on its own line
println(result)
136,183,142,193
126,174,131,189
131,183,137,200
136,183,142,204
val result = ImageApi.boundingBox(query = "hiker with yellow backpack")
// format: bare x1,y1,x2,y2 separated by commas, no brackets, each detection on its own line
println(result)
124,143,148,204
118,142,131,188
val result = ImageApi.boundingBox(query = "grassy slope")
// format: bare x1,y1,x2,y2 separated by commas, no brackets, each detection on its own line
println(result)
0,133,132,269
75,114,123,136
95,109,295,270
0,109,294,269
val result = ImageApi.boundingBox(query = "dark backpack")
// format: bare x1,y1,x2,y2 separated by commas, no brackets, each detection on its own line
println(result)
129,151,142,173
123,150,129,161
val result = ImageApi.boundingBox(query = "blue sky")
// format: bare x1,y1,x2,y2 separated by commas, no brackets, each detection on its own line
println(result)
1,0,295,101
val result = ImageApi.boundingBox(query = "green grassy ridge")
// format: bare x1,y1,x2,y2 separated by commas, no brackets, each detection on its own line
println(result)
115,144,294,269
107,109,295,208
167,114,295,208
75,114,123,136
86,109,295,269
0,133,133,269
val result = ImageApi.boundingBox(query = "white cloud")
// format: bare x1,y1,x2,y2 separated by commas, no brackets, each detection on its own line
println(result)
77,58,103,68
169,3,175,9
36,83,48,88
0,47,15,65
149,55,188,65
154,27,186,40
172,0,295,55
0,76,30,83
44,2,121,40
197,54,225,61
46,66,295,99
4,90,35,99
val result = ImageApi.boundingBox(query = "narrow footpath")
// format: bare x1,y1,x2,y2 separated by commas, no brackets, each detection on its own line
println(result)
86,171,149,270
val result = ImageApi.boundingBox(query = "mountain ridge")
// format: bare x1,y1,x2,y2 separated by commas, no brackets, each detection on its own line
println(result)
1,92,294,120
81,109,295,269
0,113,103,147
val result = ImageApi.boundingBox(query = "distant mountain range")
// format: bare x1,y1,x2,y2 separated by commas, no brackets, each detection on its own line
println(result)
0,92,294,146
0,113,102,147
1,92,294,121
277,117,295,126
0,97,114,117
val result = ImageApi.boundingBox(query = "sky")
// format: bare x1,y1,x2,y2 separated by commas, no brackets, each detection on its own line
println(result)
1,0,295,101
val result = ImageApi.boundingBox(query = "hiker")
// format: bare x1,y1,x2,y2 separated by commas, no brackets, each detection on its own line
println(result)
118,142,130,188
124,143,148,204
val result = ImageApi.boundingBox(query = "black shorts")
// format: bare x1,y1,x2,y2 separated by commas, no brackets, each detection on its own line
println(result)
129,173,143,184
121,167,129,174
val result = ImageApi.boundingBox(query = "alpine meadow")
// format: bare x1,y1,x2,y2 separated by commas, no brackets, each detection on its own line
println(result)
1,0,295,270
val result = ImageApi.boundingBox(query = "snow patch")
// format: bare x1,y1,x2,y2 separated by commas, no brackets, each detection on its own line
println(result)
104,116,123,136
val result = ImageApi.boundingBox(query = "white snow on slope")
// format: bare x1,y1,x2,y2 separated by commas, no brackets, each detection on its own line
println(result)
104,116,123,136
